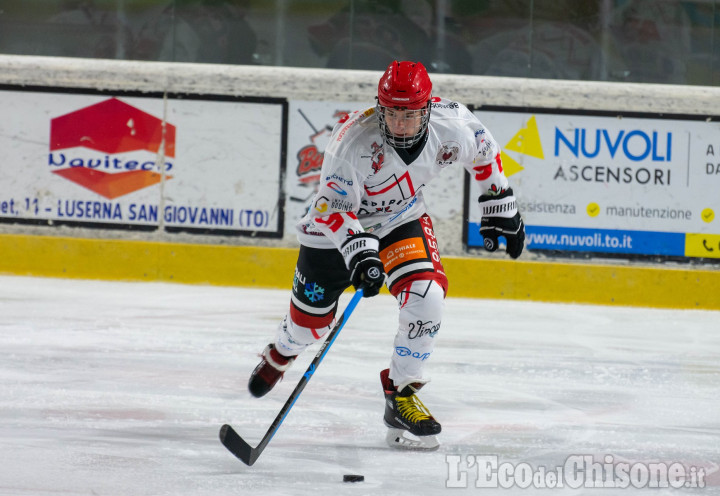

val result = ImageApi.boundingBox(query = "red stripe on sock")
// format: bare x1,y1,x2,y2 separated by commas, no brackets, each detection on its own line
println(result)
289,302,335,329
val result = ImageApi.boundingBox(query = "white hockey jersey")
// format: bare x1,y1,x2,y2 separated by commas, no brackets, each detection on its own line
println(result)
296,97,509,251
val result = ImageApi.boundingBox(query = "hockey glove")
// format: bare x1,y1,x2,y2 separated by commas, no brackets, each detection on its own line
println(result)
478,188,525,259
341,233,387,297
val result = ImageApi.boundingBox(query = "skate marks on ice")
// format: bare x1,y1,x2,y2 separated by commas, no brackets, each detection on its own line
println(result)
0,275,718,494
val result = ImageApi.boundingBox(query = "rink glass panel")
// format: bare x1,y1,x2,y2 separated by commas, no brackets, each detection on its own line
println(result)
0,0,718,86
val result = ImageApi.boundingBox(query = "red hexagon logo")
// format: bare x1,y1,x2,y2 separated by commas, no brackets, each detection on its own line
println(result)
49,98,176,199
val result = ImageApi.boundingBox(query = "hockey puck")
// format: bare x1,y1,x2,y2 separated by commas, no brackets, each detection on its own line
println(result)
343,474,364,483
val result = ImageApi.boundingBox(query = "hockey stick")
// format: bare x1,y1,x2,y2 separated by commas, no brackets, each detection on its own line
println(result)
219,288,364,466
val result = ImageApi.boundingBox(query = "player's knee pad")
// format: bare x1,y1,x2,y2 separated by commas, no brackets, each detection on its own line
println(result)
390,280,445,387
274,314,334,357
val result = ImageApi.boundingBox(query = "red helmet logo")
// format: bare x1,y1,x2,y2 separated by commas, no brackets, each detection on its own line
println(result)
377,61,432,110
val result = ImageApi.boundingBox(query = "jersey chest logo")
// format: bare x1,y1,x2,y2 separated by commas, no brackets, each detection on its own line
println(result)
364,170,416,200
436,141,460,167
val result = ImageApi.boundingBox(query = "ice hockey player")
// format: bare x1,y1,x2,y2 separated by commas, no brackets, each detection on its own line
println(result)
248,60,525,450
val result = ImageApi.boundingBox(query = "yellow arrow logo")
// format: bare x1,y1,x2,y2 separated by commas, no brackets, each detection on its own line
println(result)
500,151,524,177
504,115,544,160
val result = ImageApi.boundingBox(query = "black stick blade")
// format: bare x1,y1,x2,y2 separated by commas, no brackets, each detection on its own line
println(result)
219,424,258,466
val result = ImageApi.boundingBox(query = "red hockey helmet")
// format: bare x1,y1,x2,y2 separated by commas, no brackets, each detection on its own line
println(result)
377,60,432,109
376,61,432,148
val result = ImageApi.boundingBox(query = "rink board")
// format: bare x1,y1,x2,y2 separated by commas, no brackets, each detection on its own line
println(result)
0,233,718,310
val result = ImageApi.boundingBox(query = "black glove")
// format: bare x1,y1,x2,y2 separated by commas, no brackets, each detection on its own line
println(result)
478,188,525,259
341,233,387,297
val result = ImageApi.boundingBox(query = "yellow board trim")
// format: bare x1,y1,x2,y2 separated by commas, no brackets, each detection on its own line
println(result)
1,233,718,310
685,233,720,259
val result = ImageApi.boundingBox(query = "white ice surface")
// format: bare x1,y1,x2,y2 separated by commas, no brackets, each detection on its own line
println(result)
1,275,719,495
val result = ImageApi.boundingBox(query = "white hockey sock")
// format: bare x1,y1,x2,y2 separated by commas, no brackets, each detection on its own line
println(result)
274,314,334,357
389,280,445,388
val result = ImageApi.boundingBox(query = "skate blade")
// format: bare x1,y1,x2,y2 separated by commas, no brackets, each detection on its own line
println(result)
385,428,440,451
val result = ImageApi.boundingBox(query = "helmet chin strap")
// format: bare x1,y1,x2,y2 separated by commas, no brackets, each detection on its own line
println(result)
387,130,427,150
391,130,429,159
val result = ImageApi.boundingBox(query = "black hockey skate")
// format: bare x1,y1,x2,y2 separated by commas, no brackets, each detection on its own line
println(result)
248,344,296,398
380,368,441,450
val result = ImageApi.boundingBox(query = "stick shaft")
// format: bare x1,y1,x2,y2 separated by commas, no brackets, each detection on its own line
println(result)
220,288,364,466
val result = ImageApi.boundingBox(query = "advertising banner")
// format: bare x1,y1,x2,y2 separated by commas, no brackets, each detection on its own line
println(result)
284,100,367,235
0,88,286,237
466,108,720,259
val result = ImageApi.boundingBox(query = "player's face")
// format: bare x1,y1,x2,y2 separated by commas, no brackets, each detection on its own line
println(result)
383,108,424,138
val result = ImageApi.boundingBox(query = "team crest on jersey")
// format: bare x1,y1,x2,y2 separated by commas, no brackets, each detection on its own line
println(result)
370,141,384,174
436,141,460,167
